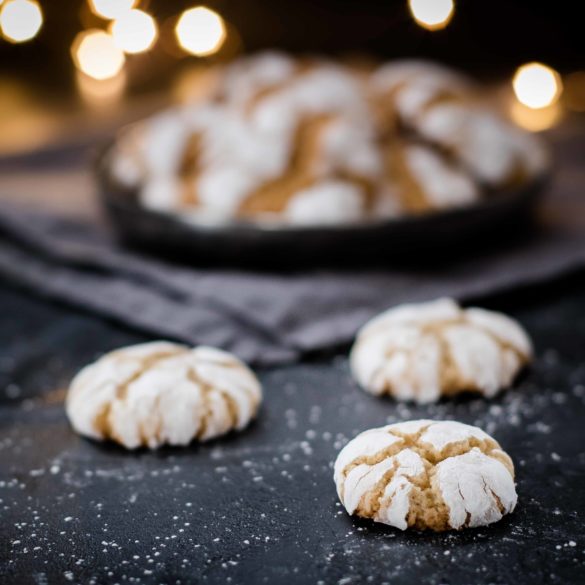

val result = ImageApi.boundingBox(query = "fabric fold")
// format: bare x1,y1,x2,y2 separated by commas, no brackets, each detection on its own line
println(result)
0,205,584,366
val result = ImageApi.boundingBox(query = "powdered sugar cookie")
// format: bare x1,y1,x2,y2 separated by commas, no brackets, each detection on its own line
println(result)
384,142,479,212
350,298,532,403
109,54,548,226
334,419,517,531
370,59,472,129
415,103,549,187
66,341,262,449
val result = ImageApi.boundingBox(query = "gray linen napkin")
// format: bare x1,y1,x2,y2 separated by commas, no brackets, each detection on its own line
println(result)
0,201,584,366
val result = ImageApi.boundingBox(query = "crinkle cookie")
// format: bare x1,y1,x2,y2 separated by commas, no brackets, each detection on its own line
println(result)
112,55,384,225
371,60,548,189
370,59,472,128
350,298,532,403
414,103,548,187
109,53,547,226
66,341,262,449
334,419,517,531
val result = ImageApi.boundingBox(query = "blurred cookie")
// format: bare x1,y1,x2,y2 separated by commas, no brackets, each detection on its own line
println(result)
415,103,549,187
384,142,479,212
370,59,471,130
109,53,548,226
350,298,532,403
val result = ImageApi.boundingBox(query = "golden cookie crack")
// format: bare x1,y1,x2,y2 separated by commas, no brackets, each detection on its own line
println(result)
355,456,416,517
112,347,190,400
94,348,189,443
185,367,217,440
363,313,528,399
238,115,333,215
338,423,433,493
341,425,508,530
385,140,429,212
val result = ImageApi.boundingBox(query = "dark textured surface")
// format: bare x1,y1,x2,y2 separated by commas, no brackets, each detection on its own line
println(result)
0,276,585,585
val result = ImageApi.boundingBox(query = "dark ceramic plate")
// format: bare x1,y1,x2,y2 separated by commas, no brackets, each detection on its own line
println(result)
96,143,550,268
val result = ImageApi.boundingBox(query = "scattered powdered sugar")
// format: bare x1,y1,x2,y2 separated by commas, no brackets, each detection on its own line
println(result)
1,326,583,582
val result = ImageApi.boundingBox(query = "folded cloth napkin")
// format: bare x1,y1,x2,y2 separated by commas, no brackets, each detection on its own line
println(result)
0,121,584,364
0,199,584,366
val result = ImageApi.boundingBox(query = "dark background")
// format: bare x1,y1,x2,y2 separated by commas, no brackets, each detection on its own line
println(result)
1,0,584,94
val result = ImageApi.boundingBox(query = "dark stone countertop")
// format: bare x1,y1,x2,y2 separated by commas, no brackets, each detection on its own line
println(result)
0,275,584,585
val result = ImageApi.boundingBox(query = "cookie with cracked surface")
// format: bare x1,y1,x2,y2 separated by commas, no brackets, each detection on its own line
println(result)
370,59,472,131
414,103,549,188
334,419,517,531
110,54,548,227
65,341,262,449
350,298,532,403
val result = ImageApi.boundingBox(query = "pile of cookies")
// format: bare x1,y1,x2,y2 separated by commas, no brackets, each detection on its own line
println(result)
66,298,532,533
109,53,548,226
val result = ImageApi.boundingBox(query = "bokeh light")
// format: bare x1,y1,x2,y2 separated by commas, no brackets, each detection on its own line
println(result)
111,9,158,54
510,101,562,132
173,64,222,104
175,6,226,56
88,0,136,20
0,79,57,154
564,71,585,113
72,29,126,81
513,62,562,109
76,69,127,109
0,0,43,43
408,0,454,31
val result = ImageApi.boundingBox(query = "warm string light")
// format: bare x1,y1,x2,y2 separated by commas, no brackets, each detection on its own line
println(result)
510,63,564,132
76,68,127,109
71,2,161,108
72,29,125,81
510,101,562,132
173,64,221,104
88,0,136,20
0,0,43,43
175,6,226,56
408,0,454,31
111,8,158,54
0,80,58,153
513,62,563,109
564,71,585,113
